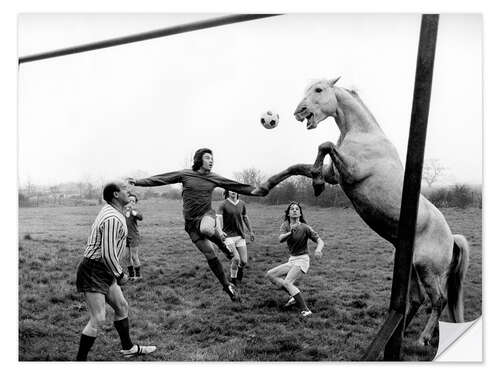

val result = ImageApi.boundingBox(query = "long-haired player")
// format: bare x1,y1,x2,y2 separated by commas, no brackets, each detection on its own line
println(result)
266,202,325,317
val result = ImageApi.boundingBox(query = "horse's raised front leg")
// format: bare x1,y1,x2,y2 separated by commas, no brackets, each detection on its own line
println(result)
251,163,338,196
312,142,336,196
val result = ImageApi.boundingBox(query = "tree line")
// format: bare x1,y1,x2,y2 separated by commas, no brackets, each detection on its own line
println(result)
18,166,481,209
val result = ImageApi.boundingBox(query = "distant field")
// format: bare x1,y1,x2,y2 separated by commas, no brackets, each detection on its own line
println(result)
18,199,482,361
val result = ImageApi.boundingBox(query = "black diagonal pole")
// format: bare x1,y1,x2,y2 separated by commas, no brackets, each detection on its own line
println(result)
18,14,280,64
384,14,439,361
363,14,439,361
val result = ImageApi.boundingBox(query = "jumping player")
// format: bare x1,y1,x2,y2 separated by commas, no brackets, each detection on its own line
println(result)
217,190,255,285
266,202,324,317
75,182,156,360
127,148,256,301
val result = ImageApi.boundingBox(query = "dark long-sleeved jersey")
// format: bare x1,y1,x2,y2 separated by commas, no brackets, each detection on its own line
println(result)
135,169,254,221
125,208,143,241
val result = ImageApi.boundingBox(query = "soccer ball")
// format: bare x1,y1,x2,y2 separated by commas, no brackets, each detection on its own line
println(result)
260,110,279,129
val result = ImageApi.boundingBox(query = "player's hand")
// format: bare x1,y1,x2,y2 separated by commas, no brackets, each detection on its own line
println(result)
131,210,138,216
126,177,136,186
117,273,129,285
219,231,227,241
314,249,323,260
249,232,255,242
251,185,269,196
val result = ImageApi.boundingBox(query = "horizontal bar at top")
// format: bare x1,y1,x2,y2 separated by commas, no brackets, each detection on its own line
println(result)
19,14,281,64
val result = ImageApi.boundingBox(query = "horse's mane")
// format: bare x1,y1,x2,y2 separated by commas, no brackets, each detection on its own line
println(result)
346,88,358,96
342,87,380,126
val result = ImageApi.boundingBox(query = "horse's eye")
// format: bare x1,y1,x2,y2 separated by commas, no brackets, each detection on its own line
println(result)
315,88,322,93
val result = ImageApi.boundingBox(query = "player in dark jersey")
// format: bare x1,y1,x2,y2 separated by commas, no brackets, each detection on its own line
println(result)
127,148,256,301
124,193,143,280
75,182,156,360
266,202,325,317
217,190,255,285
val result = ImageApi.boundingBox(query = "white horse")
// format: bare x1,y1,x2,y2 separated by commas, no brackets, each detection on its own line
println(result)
253,78,469,346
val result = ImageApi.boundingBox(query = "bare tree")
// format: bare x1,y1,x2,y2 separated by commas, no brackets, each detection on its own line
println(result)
179,149,197,169
76,182,85,198
234,168,266,186
183,153,193,169
422,158,447,188
126,170,151,179
24,179,36,196
49,185,60,204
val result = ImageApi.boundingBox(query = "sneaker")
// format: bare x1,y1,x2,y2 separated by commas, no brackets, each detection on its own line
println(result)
224,283,241,302
120,344,157,357
284,297,296,308
134,276,143,281
300,309,312,317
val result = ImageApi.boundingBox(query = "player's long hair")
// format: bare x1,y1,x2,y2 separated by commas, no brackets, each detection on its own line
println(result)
192,148,212,171
283,201,307,224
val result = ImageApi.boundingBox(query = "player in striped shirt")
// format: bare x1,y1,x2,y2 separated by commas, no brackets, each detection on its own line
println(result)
128,148,256,301
75,182,156,360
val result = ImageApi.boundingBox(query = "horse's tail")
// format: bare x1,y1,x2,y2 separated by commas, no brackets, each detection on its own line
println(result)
447,234,470,322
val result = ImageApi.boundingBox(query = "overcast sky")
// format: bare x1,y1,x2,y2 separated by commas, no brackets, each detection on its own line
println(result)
17,13,482,187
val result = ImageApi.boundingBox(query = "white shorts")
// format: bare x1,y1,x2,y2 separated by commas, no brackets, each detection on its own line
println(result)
287,254,310,274
224,236,247,248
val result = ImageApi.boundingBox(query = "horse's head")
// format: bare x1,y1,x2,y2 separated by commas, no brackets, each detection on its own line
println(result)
294,77,341,129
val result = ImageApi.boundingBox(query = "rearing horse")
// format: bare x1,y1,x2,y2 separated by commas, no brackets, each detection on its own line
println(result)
253,78,469,346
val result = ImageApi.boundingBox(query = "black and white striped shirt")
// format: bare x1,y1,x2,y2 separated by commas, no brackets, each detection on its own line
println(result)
83,204,128,278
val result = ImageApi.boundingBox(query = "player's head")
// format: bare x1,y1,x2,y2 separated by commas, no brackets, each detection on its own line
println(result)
284,201,307,223
128,193,138,204
192,148,213,171
224,190,239,200
103,182,129,206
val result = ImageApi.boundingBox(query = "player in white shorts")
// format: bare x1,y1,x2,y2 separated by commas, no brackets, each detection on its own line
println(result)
266,202,324,317
217,190,255,285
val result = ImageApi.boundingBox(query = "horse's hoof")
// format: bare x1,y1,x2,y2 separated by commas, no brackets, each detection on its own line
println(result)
312,177,325,196
313,183,325,196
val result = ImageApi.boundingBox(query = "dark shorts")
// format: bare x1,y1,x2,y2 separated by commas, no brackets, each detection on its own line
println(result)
184,210,216,243
126,236,140,248
76,257,115,295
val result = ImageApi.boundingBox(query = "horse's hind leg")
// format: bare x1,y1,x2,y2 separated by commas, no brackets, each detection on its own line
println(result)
415,263,447,346
404,265,426,331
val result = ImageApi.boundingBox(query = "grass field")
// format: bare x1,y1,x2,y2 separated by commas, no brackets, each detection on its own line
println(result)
18,199,482,361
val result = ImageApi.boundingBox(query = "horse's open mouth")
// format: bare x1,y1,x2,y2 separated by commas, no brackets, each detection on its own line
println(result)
306,113,315,129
